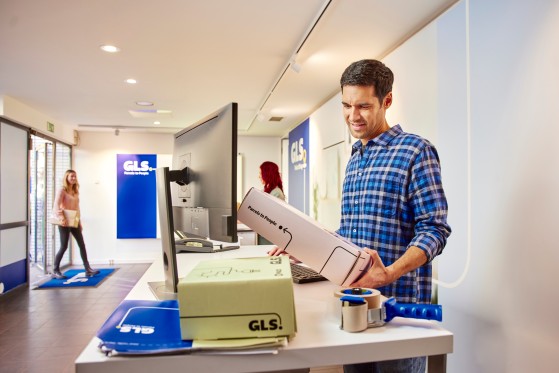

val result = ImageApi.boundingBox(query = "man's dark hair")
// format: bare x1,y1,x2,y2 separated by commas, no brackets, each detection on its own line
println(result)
340,59,394,102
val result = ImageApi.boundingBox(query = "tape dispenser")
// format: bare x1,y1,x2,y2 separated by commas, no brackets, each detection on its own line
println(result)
337,288,443,332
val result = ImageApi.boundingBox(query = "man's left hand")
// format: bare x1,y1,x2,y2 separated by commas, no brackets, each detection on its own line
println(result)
350,248,396,289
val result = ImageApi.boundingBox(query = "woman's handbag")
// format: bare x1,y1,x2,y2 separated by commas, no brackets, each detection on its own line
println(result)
49,210,80,228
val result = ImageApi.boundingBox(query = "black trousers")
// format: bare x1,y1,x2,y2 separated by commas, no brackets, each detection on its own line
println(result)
54,226,91,270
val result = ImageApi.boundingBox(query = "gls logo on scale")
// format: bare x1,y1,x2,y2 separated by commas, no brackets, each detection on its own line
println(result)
290,137,307,171
122,160,153,176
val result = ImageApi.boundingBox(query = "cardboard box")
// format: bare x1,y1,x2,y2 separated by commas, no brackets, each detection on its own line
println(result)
49,209,80,228
237,188,372,287
178,255,296,340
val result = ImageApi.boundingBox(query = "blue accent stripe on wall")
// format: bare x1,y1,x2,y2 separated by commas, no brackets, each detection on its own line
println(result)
0,259,27,294
288,119,310,215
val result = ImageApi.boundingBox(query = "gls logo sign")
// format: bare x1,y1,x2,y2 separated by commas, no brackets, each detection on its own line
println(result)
122,160,153,175
123,160,150,172
248,318,282,331
290,137,307,171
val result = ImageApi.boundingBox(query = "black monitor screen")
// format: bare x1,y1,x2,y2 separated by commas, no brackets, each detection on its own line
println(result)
172,102,238,243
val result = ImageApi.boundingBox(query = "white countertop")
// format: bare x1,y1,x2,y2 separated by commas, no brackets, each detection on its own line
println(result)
75,246,453,373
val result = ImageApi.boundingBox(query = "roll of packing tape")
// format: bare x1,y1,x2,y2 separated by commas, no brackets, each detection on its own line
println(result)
341,300,368,332
334,288,381,309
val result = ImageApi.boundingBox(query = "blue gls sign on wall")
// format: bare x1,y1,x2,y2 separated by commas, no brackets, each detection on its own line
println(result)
288,119,309,215
117,154,157,238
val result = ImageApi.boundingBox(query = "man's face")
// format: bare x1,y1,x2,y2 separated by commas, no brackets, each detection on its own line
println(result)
342,85,392,144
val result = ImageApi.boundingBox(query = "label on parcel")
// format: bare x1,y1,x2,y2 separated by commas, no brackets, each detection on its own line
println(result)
178,256,296,340
238,188,372,286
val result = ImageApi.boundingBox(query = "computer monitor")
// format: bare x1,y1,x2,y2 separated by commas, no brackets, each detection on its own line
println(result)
148,167,180,300
172,102,238,243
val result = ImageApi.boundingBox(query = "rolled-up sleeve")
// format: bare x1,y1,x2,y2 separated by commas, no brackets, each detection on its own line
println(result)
407,145,451,262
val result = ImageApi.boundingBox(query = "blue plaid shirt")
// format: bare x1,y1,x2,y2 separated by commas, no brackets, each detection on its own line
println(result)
337,125,451,303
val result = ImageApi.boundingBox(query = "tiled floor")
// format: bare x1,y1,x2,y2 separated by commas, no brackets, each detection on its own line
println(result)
0,264,343,373
0,264,150,373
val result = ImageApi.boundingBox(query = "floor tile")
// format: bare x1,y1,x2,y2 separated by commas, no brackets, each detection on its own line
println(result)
0,263,150,373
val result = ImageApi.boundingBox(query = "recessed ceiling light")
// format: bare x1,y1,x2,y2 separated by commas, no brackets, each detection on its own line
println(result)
100,45,120,53
136,101,153,106
154,121,161,125
126,78,137,84
128,109,173,118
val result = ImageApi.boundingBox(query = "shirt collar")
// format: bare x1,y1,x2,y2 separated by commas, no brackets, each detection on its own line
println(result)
351,124,403,154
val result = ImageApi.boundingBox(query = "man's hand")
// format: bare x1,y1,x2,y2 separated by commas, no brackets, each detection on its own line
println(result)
350,248,397,289
266,246,302,264
267,246,285,256
351,246,428,289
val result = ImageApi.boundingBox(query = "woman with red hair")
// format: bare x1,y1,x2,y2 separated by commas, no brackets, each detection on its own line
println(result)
259,161,285,201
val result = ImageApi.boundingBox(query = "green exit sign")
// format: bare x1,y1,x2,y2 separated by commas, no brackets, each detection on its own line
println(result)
47,122,55,132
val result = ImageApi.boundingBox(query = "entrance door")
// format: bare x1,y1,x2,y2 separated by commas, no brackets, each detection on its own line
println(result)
29,137,55,280
28,135,72,284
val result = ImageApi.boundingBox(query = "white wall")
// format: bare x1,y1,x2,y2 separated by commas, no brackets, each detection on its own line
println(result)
0,95,75,144
238,135,283,198
74,131,174,263
308,93,352,230
444,1,559,371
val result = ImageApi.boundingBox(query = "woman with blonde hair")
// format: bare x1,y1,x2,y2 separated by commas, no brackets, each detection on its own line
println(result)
51,169,99,279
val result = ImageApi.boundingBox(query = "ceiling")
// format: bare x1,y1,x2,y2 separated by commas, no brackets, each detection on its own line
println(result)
0,0,457,138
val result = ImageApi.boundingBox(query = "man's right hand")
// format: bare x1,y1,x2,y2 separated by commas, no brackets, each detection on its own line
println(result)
267,246,285,256
267,246,302,264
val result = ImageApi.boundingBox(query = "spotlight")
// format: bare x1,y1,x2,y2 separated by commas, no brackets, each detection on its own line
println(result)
290,61,302,73
289,54,302,73
100,45,120,53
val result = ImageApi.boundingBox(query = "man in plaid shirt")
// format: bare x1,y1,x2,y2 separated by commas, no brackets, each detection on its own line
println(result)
339,59,451,373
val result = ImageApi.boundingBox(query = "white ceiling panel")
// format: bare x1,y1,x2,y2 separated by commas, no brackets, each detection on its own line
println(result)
0,0,458,137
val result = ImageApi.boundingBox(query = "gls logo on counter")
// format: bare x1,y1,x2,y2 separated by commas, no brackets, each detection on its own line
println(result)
248,317,282,331
290,137,307,171
119,324,155,334
123,160,154,176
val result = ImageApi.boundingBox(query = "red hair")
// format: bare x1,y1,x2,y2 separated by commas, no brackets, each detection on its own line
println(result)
260,161,284,194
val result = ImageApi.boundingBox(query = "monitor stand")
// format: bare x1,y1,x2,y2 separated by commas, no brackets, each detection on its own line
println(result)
147,281,177,300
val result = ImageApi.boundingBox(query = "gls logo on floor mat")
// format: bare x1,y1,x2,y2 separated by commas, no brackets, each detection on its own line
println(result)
63,273,89,285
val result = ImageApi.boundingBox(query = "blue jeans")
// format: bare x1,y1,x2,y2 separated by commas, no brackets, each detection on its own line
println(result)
344,356,426,373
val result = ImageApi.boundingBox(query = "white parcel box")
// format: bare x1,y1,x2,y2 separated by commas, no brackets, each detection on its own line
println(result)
238,188,371,286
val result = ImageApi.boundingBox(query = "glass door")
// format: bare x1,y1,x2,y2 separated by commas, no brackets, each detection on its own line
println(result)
29,135,72,284
52,142,72,272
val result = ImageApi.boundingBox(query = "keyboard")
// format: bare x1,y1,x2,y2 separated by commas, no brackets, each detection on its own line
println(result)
290,263,328,284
